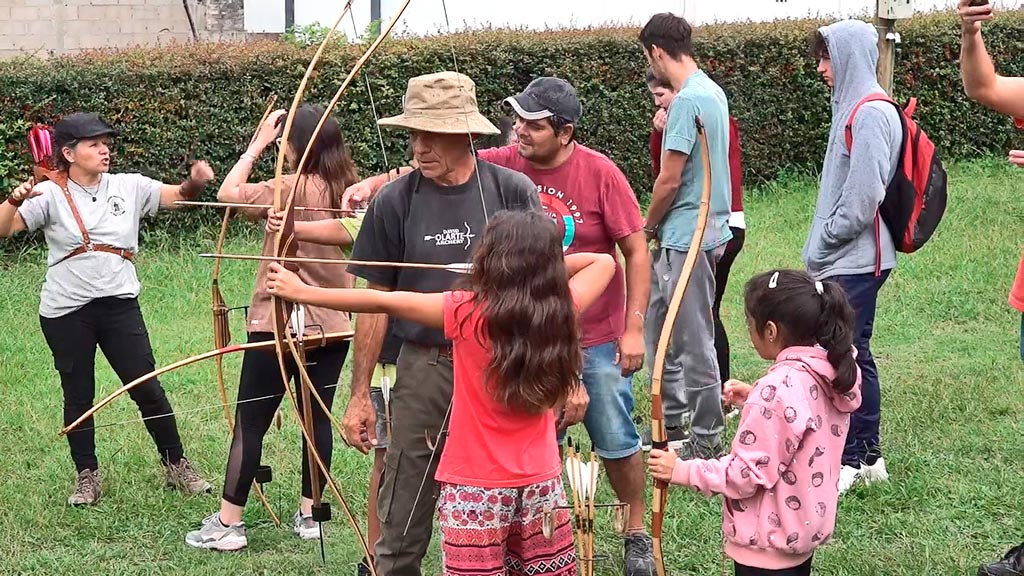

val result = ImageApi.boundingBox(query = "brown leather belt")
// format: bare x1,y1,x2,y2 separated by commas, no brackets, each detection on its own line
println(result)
56,243,135,265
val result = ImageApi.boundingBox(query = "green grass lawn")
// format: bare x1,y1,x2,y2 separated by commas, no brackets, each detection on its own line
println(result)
0,160,1021,575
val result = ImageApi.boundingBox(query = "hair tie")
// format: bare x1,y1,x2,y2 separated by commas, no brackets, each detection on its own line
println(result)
814,281,824,295
768,271,779,289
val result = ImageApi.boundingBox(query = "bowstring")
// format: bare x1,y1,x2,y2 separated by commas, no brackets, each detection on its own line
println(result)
349,7,391,174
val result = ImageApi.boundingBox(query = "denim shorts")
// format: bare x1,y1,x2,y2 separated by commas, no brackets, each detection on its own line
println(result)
557,341,642,459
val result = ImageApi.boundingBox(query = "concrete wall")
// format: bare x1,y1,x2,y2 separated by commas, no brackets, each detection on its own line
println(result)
0,0,247,59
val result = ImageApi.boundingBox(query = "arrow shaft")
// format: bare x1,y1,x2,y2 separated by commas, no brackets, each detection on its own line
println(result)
200,252,471,273
176,201,363,215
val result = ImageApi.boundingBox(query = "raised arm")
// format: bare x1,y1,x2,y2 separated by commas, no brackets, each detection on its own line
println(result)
158,161,215,209
215,110,287,217
959,0,1024,119
266,262,444,329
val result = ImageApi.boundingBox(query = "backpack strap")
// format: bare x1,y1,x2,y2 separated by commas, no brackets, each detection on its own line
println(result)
845,94,904,278
844,93,898,151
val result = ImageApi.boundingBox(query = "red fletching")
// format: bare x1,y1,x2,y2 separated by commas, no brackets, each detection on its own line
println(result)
28,125,54,166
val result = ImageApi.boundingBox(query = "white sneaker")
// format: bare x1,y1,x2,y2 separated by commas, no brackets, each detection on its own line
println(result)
861,457,889,485
185,513,247,551
838,458,889,495
292,510,321,540
837,465,863,495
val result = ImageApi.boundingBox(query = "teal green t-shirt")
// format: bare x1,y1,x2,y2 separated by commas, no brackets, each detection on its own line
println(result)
658,70,733,252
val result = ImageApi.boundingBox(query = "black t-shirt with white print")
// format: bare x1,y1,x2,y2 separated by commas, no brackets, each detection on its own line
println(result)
349,160,540,346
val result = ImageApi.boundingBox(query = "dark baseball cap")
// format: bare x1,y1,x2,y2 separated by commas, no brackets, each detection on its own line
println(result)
53,112,118,148
504,77,582,123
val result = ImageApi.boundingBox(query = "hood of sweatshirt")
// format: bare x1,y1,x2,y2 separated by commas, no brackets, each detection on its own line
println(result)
821,19,882,120
774,345,861,414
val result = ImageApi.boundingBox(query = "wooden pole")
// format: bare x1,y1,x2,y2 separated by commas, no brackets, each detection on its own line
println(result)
875,3,896,95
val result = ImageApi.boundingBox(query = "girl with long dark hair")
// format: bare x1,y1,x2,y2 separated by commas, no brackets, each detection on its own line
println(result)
266,210,615,576
648,269,862,576
1,112,213,506
185,103,360,551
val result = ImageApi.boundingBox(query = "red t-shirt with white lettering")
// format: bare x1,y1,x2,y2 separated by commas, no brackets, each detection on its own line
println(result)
435,290,561,488
477,144,643,347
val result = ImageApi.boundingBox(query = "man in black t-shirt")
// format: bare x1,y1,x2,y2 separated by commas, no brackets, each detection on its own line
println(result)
343,71,540,576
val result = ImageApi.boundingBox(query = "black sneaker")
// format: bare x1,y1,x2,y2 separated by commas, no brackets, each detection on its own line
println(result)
978,543,1024,576
624,532,655,576
357,558,373,576
675,437,723,460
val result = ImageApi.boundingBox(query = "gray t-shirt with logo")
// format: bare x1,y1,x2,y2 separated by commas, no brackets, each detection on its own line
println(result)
349,161,540,346
18,173,162,318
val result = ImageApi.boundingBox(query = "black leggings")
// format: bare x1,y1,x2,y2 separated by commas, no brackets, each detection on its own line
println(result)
713,226,746,383
221,332,349,507
735,556,812,576
39,297,184,473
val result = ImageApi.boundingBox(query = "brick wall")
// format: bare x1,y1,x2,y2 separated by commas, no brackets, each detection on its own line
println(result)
0,0,248,59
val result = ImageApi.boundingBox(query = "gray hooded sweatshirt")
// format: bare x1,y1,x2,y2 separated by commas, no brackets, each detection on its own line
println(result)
803,20,901,280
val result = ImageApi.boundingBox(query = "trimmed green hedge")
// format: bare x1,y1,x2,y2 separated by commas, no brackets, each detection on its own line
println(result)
1,12,1022,245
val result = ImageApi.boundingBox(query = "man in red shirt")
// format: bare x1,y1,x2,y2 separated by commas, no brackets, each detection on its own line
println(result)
340,76,655,576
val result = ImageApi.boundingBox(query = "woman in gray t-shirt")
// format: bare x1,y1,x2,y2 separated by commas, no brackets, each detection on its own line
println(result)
0,112,214,506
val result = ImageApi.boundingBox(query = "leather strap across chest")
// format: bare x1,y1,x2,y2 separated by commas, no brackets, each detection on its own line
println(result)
51,174,135,266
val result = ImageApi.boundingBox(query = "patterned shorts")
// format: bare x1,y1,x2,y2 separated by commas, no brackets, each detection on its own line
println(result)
437,477,577,576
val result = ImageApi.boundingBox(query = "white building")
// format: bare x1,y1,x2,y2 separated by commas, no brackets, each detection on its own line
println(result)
244,0,1022,38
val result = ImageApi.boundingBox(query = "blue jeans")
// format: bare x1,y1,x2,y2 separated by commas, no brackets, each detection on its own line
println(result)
834,270,890,467
557,341,642,460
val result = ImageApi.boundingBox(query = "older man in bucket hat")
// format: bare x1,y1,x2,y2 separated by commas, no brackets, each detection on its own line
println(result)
339,75,654,575
341,71,541,576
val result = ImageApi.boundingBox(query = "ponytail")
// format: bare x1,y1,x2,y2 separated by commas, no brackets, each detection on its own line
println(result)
743,270,858,395
815,280,857,394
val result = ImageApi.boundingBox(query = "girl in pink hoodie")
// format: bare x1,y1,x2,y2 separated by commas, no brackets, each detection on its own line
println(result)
649,269,862,575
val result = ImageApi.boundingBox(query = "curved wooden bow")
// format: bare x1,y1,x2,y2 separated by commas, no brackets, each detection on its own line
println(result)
211,95,281,525
649,116,714,576
57,331,354,437
266,1,412,571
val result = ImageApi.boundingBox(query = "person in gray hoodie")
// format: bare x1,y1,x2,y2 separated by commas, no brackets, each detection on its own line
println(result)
803,19,901,494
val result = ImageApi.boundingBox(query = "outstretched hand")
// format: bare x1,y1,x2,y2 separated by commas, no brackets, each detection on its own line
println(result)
190,160,215,183
341,178,376,212
8,179,42,204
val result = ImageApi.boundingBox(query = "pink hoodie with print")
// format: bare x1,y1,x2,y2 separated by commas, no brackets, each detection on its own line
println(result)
671,346,862,570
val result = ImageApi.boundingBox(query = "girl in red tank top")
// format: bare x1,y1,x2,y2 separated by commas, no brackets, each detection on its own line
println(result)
267,210,615,575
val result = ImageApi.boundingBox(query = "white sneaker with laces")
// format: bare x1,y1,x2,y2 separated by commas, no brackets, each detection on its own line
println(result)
293,510,321,540
837,464,863,495
861,457,889,484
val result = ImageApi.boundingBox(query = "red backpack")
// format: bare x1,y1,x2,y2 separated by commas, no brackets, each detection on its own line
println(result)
845,95,948,273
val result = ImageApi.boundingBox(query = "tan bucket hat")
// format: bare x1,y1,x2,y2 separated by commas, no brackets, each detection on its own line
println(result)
377,71,499,135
